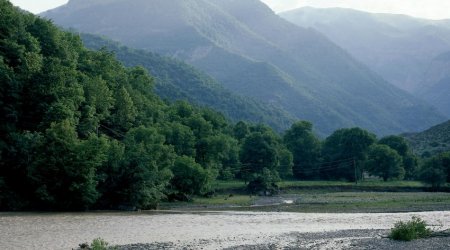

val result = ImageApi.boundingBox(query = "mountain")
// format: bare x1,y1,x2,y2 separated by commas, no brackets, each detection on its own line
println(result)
403,120,450,157
416,51,450,117
80,33,294,131
43,0,446,135
280,7,450,93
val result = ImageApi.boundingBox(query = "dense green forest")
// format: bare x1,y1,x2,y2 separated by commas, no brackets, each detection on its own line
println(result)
0,1,448,211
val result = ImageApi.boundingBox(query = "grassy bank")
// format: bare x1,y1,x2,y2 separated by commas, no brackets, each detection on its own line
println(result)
160,181,450,213
213,180,432,192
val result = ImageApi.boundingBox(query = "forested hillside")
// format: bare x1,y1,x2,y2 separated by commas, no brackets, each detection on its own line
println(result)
0,0,245,210
403,120,450,157
42,0,445,135
79,34,294,132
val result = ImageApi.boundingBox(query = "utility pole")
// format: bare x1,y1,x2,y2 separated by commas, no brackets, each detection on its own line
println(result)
353,157,358,185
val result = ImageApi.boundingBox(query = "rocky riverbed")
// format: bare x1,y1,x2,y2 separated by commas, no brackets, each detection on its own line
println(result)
2,211,450,249
116,229,450,250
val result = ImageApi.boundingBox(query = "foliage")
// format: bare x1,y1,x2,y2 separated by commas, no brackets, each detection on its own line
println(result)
118,127,175,209
170,156,211,199
402,154,419,180
403,120,450,158
284,121,321,179
0,1,240,210
378,135,418,180
239,129,287,192
79,238,115,250
420,152,450,189
366,144,404,181
277,147,294,179
247,168,280,195
389,216,432,241
90,238,111,250
321,128,376,181
240,132,278,174
379,136,409,156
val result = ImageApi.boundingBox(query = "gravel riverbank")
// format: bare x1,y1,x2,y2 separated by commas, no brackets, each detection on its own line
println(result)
116,229,450,249
2,211,450,249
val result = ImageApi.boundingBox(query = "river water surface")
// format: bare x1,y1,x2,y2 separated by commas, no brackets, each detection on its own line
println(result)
1,211,450,249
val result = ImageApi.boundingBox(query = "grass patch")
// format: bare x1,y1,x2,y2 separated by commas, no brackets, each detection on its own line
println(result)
279,180,425,188
164,180,450,213
213,180,246,191
159,194,255,210
212,180,427,193
160,191,450,213
389,217,432,241
191,195,254,206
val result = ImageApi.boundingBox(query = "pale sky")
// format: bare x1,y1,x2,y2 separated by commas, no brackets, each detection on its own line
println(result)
8,0,450,20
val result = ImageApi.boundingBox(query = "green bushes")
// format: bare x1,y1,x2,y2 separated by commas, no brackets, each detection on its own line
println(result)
389,216,432,241
79,238,115,250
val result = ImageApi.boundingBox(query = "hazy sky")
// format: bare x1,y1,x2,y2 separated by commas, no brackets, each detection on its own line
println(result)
10,0,68,14
260,0,450,19
8,0,450,20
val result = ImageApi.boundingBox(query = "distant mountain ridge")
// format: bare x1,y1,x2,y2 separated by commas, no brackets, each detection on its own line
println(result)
280,7,450,93
43,0,446,135
417,51,450,117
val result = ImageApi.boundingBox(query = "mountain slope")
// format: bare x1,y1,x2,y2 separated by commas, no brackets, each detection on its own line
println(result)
281,7,450,93
43,0,446,135
416,51,450,117
403,120,450,157
80,33,294,131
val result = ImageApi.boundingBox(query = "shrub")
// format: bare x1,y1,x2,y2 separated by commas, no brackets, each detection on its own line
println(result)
247,168,280,195
389,216,432,241
79,238,115,250
91,238,110,250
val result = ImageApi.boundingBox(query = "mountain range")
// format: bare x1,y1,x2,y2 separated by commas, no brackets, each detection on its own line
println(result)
417,51,450,117
80,33,294,131
281,7,450,117
42,0,446,135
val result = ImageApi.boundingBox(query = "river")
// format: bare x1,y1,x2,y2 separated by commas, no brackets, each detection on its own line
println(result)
1,211,450,249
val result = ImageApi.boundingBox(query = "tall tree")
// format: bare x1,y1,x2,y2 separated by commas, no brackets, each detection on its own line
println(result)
233,121,250,142
32,120,108,210
240,131,281,192
170,156,211,200
119,126,174,209
379,135,418,179
110,86,137,132
420,153,449,189
277,147,294,179
366,144,404,181
284,121,321,180
322,127,376,181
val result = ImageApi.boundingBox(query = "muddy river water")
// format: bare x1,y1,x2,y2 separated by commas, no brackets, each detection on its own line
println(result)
1,211,450,249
